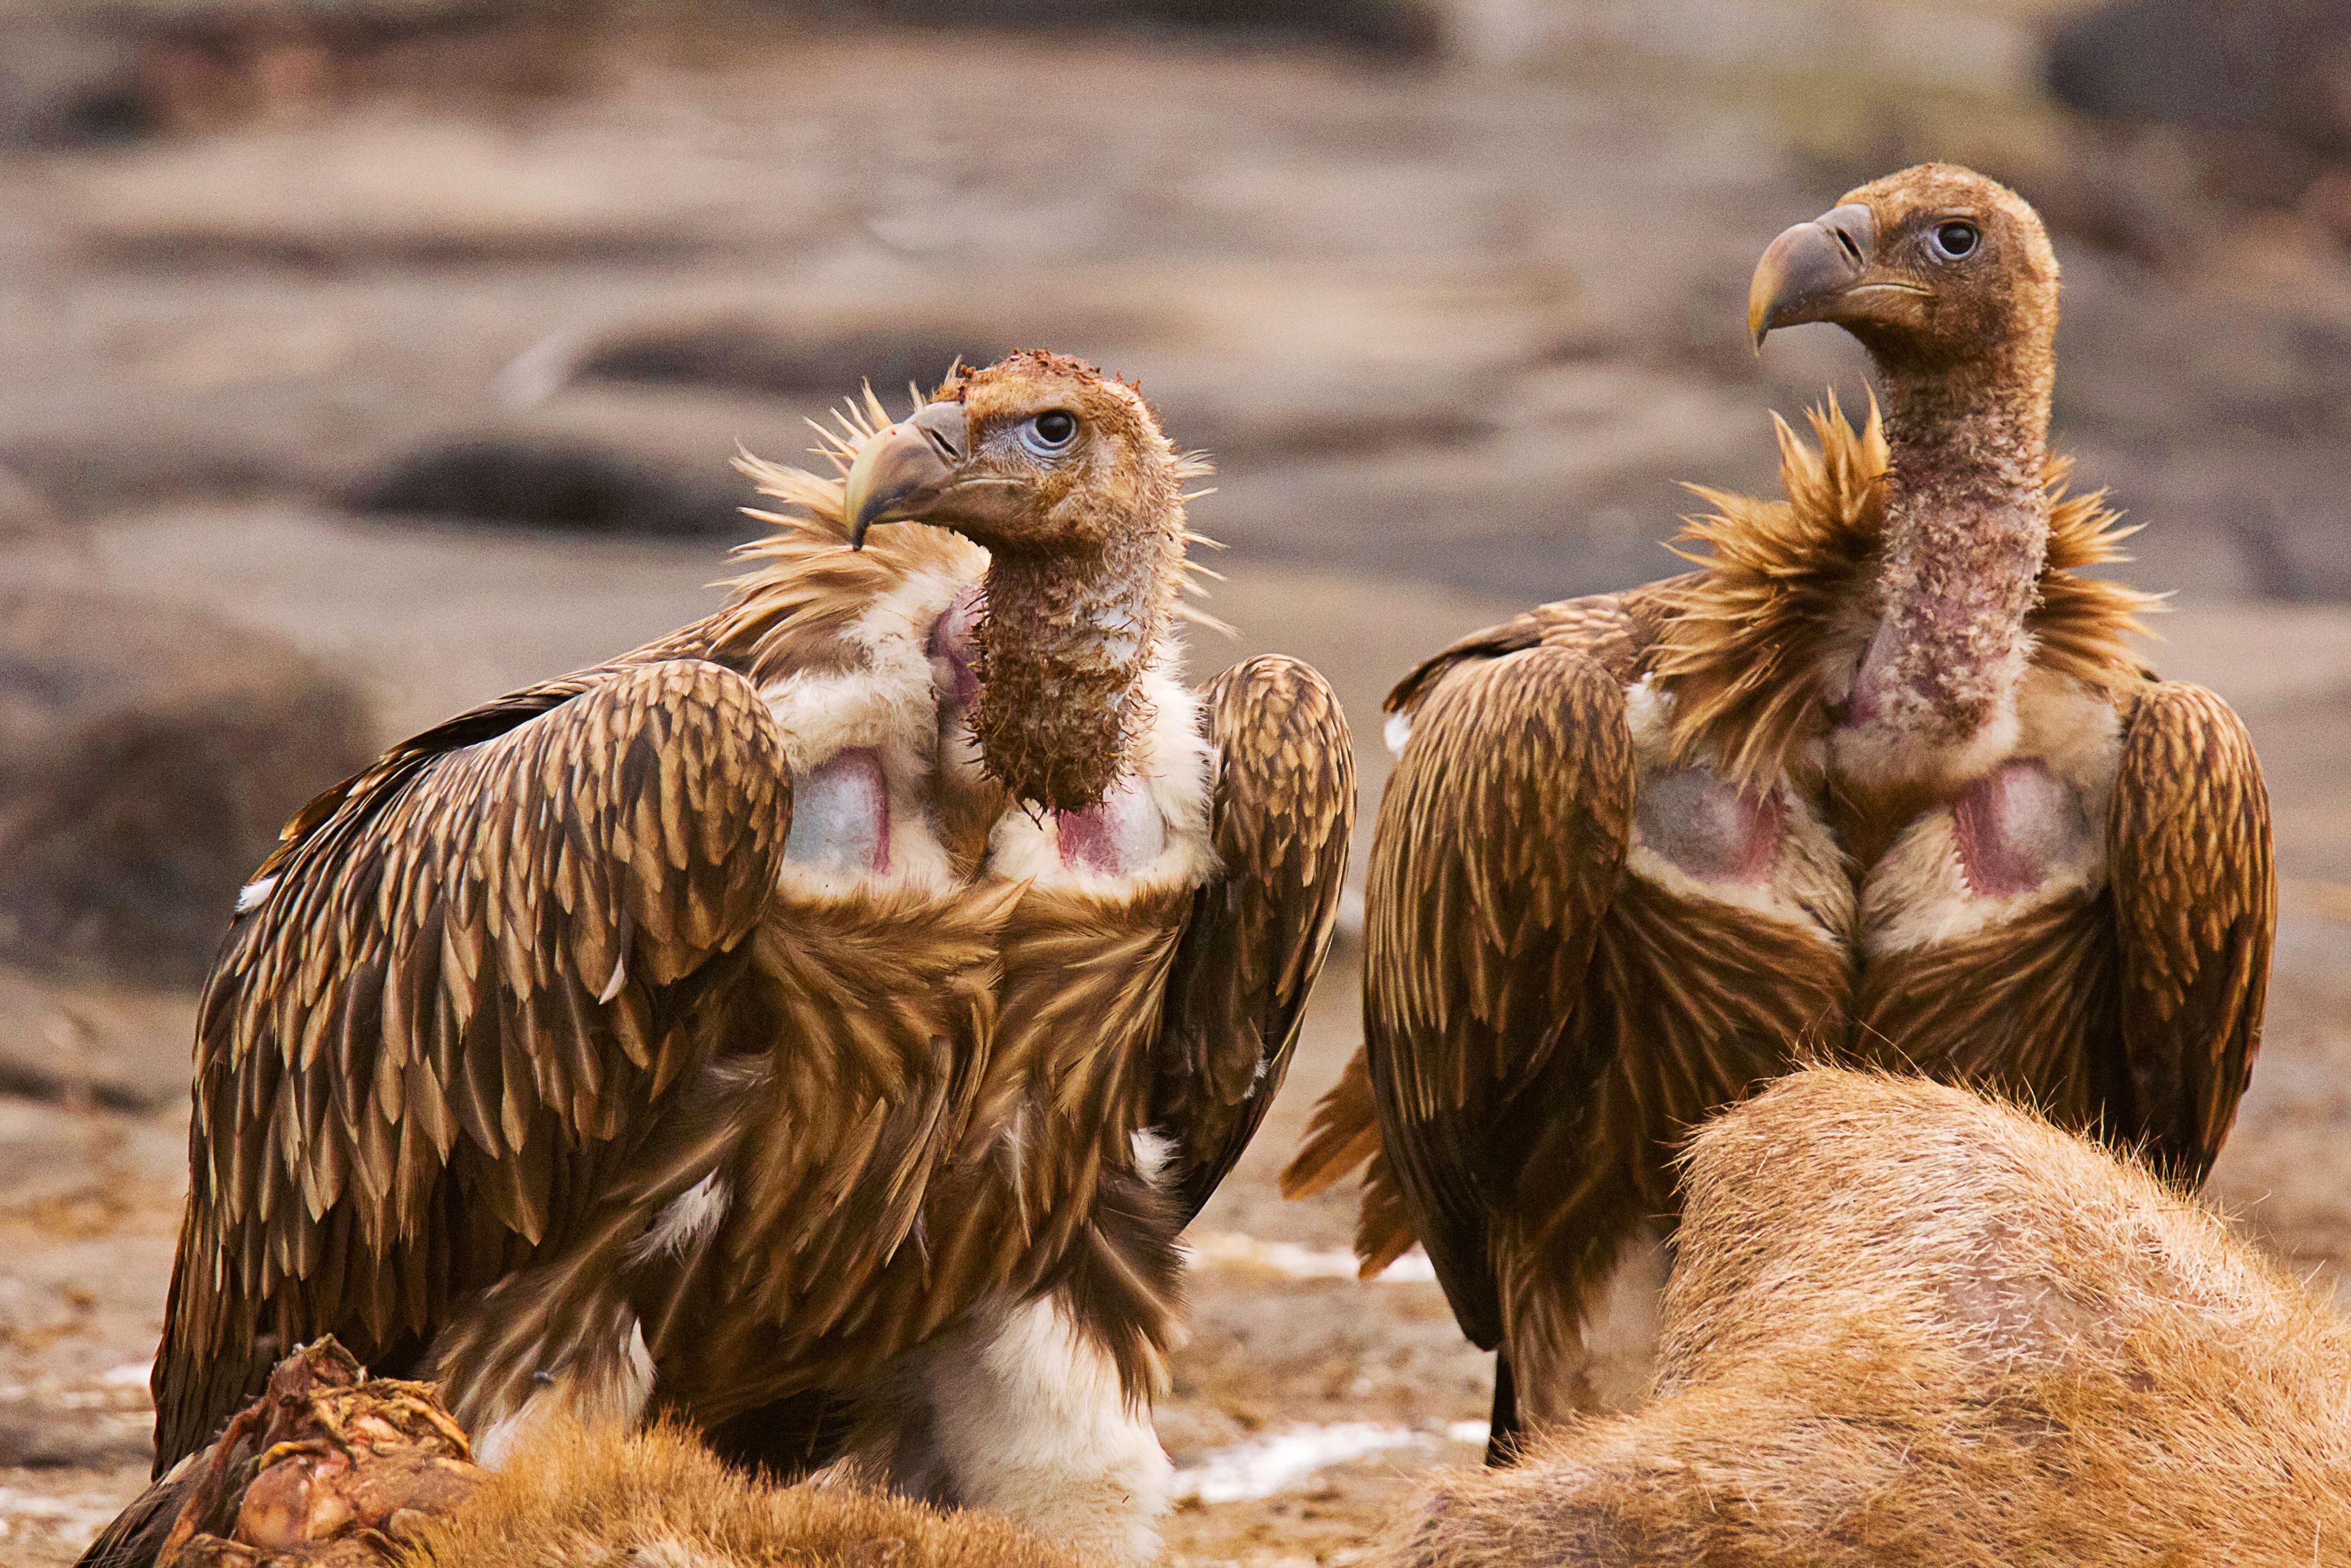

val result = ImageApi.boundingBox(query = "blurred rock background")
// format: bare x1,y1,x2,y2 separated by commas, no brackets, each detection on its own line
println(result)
2,2,2349,1562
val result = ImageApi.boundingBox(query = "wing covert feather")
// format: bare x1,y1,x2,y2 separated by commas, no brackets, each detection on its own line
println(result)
1153,656,1355,1225
154,658,789,1471
2108,680,2273,1183
1382,588,1668,726
1363,645,1635,1346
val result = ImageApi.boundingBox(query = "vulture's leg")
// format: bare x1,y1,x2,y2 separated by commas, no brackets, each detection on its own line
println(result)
432,1117,744,1468
847,1290,1171,1566
465,1319,658,1469
1484,1353,1521,1467
427,1270,658,1469
1506,1222,1673,1433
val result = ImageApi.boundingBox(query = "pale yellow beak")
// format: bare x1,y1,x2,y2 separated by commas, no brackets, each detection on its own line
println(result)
1748,201,1876,351
843,400,970,549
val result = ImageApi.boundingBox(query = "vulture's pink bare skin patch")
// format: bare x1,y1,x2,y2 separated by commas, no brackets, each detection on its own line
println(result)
929,585,984,716
1637,768,1785,885
1055,775,1166,876
1952,759,2087,897
785,747,891,874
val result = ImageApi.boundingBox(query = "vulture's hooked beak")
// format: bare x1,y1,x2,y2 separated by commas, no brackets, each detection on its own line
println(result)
1748,202,1888,350
844,400,970,549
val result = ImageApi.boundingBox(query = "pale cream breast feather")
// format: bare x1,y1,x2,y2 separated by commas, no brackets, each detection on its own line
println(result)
1860,672,2122,955
1622,673,1854,944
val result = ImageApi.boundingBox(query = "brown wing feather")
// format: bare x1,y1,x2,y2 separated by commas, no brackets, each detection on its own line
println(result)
1382,588,1671,725
1283,595,1663,1274
153,659,788,1471
2107,681,2274,1183
1853,891,2117,1128
1153,655,1356,1225
1363,645,1636,1348
1282,592,1659,1229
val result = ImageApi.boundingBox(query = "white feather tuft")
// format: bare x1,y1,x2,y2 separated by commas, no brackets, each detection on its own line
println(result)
234,875,279,916
625,1173,730,1264
1130,1128,1175,1186
1384,710,1414,757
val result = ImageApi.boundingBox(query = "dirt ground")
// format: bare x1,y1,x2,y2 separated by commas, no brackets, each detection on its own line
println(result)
5,6,2351,1564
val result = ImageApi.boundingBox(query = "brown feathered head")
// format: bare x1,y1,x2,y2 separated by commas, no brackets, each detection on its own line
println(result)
1748,163,2057,389
841,351,1184,557
839,350,1202,812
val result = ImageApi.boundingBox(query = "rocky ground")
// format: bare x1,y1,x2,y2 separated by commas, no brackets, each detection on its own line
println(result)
3,4,2350,1564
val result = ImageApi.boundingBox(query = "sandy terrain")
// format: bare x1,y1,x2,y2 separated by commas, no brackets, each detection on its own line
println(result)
4,7,2350,1564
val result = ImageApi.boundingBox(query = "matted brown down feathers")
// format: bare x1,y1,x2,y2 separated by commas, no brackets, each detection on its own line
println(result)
1655,393,2162,793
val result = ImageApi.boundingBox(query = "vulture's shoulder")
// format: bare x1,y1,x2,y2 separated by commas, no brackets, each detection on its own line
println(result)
1383,582,1679,724
258,621,752,874
1153,655,1355,1225
162,650,789,1470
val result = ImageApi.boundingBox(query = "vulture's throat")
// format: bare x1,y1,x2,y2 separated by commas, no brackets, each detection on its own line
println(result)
1842,349,2053,783
969,525,1178,815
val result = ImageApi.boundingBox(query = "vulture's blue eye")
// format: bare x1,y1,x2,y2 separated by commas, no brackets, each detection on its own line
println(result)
1930,221,1979,260
1021,411,1079,456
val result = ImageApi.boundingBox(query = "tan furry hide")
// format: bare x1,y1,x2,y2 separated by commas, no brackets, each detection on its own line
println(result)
1368,1068,2351,1567
397,1421,1092,1568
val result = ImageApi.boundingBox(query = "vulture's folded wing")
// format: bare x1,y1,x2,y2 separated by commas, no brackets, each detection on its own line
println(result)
154,658,788,1472
1380,589,1673,726
2108,680,2273,1184
1363,645,1635,1348
1152,656,1355,1226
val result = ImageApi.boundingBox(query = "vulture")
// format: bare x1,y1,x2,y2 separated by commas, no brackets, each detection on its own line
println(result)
1283,165,2274,1452
108,351,1355,1567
